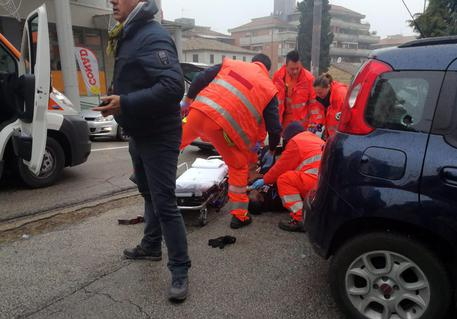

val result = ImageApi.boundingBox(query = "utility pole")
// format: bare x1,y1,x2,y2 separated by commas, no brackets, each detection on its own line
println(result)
311,0,322,77
54,0,80,112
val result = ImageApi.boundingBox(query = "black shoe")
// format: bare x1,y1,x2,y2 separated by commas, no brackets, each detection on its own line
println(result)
123,245,162,261
278,219,306,232
168,277,188,302
230,216,252,229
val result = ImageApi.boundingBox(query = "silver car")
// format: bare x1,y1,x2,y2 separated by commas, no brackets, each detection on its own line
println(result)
80,101,129,141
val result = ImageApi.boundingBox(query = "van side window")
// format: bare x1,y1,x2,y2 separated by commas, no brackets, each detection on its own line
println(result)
0,44,16,74
365,71,443,133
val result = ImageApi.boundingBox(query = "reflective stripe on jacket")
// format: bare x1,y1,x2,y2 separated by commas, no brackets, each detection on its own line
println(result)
191,59,278,152
273,65,316,129
263,131,325,184
324,81,348,139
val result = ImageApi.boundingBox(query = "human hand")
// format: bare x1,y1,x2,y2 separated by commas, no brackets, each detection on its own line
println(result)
250,142,261,153
249,178,265,190
92,95,121,117
180,96,193,118
261,151,275,170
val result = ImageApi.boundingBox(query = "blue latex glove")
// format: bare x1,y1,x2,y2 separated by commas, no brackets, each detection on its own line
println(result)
250,178,265,190
250,142,262,154
261,151,275,169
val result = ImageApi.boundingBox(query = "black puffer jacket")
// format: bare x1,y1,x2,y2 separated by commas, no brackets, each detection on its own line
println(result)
113,0,184,137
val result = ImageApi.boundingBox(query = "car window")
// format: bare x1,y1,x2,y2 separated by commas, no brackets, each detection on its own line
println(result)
365,71,442,133
0,44,16,74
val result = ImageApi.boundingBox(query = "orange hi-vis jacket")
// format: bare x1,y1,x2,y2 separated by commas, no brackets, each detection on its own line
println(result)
323,81,348,139
263,131,325,185
272,65,322,129
190,59,278,153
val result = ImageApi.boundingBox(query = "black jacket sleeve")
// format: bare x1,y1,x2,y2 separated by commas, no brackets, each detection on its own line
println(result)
186,64,222,99
263,96,282,151
119,38,184,118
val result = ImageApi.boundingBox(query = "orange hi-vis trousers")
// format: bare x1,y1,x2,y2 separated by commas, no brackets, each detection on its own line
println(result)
181,109,250,221
277,171,318,222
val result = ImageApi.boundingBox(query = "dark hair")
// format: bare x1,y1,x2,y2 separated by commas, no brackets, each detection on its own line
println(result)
252,54,272,71
313,73,333,88
286,50,300,63
283,121,305,141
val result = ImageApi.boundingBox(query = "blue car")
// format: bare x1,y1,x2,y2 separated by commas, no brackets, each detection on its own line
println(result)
306,36,457,319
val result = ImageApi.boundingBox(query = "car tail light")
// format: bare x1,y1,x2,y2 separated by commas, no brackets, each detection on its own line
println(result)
339,60,393,135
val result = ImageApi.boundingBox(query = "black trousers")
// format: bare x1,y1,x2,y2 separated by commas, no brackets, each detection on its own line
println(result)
129,129,190,279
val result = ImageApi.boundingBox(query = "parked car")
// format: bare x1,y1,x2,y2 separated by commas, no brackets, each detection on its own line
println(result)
81,101,128,141
0,5,91,188
306,36,457,319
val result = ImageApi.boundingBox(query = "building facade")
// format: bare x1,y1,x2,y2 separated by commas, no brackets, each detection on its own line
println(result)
230,0,380,71
174,17,257,66
182,37,256,65
0,0,113,96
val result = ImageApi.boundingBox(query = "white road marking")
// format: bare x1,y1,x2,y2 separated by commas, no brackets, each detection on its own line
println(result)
92,146,129,152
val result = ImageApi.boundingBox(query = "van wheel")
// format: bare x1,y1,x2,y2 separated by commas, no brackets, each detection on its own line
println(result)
17,137,65,188
329,232,452,319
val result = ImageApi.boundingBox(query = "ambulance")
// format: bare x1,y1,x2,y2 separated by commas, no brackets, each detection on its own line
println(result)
0,4,91,188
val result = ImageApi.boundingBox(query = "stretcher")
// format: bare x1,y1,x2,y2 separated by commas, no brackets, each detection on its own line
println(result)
175,156,229,226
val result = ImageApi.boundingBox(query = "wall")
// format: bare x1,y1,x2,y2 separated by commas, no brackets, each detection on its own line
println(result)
183,50,255,65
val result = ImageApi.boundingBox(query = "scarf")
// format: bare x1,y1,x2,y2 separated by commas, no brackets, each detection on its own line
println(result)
106,1,146,56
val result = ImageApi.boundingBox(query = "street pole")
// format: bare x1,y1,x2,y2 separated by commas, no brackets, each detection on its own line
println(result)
311,0,322,77
53,0,81,112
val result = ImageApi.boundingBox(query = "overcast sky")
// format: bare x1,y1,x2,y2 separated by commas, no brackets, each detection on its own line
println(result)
161,0,427,38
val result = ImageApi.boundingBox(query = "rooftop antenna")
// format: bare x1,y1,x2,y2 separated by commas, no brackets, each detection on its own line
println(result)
401,0,426,38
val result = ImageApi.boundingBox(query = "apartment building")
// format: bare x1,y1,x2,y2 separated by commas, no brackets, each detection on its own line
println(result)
230,0,380,71
174,17,257,65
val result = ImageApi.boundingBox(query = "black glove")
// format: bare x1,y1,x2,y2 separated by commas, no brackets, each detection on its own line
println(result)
208,235,236,249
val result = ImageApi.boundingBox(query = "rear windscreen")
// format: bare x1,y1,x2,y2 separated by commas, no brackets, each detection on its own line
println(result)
365,71,443,133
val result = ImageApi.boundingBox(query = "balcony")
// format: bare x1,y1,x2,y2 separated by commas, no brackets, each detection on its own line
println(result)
330,47,372,58
239,31,297,46
331,19,370,32
333,33,380,44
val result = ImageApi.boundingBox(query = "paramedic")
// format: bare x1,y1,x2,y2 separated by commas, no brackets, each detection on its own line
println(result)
250,122,324,232
180,54,282,229
313,73,348,139
272,50,324,132
93,0,190,302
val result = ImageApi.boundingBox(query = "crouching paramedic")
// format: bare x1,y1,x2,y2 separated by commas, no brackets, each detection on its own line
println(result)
249,122,324,232
180,54,282,229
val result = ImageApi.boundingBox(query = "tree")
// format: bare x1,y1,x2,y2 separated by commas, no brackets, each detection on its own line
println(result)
297,0,333,74
410,0,457,37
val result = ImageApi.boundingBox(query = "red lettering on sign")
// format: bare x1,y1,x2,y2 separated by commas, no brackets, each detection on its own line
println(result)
78,49,98,87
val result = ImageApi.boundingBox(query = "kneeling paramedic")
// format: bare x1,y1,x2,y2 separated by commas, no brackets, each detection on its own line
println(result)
250,122,324,232
180,54,282,229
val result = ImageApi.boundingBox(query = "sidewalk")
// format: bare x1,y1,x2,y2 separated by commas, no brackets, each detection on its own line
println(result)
0,197,343,319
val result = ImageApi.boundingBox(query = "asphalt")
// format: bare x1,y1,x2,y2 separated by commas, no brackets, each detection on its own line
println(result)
0,196,344,319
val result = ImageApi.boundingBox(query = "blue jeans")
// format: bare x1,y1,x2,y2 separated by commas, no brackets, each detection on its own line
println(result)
129,131,190,279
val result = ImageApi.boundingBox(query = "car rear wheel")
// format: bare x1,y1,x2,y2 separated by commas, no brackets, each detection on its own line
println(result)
329,232,452,319
17,137,65,188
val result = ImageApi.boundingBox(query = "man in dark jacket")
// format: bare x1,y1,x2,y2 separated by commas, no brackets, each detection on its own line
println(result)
94,0,190,302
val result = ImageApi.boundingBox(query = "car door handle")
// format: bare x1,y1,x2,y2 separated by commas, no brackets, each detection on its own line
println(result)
441,167,457,186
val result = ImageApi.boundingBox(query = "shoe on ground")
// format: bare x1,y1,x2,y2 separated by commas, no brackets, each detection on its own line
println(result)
278,218,306,233
230,215,252,229
123,245,162,261
168,277,188,302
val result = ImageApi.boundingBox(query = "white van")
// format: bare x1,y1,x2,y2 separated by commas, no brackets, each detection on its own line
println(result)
0,4,91,188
